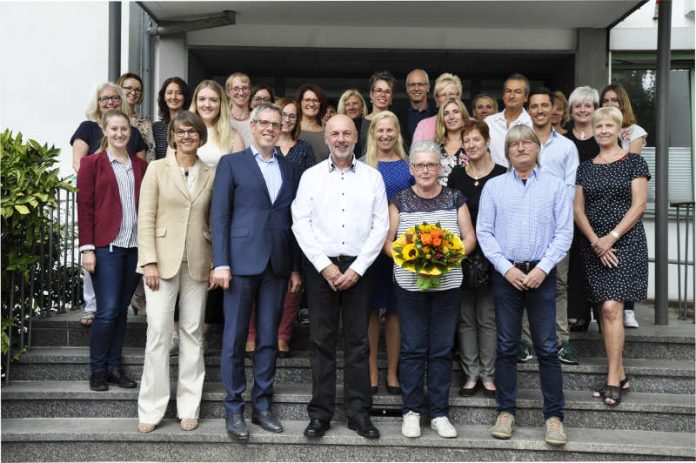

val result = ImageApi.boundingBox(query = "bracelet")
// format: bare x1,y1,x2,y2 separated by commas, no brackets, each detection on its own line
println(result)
610,230,620,240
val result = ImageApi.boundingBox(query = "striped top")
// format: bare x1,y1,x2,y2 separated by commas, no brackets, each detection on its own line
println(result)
391,187,464,292
107,152,138,248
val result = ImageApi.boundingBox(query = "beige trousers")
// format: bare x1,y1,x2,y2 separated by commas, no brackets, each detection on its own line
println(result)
138,262,207,424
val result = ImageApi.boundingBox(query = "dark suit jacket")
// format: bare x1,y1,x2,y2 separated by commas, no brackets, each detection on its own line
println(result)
77,151,148,248
395,99,437,147
210,148,301,277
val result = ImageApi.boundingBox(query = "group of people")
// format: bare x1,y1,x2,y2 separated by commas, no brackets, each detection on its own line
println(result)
73,68,650,446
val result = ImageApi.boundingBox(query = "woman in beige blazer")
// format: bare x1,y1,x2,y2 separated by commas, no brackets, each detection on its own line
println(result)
136,111,216,433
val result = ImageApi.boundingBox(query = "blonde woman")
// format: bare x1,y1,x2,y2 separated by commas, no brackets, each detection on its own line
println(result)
551,90,570,136
434,98,471,185
412,73,463,143
361,111,413,395
190,80,244,167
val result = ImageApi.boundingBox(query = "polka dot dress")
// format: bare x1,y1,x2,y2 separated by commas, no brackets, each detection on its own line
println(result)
575,153,651,303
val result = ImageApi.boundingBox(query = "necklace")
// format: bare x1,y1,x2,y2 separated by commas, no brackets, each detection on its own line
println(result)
466,159,493,186
231,111,249,122
599,147,624,163
574,127,591,141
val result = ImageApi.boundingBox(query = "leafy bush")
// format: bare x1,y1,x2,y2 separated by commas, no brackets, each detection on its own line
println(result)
1,130,77,358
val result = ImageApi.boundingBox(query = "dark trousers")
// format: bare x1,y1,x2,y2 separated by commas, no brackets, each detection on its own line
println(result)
396,286,460,418
306,260,375,422
90,246,140,374
492,269,565,421
220,264,288,415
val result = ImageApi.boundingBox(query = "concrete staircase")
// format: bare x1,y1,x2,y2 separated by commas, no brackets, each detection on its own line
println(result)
2,304,695,461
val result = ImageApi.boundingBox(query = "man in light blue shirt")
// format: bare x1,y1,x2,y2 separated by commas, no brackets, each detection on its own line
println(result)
477,124,573,446
517,88,581,366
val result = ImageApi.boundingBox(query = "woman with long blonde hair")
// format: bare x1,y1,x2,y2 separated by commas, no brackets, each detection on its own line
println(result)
362,111,413,396
434,98,470,185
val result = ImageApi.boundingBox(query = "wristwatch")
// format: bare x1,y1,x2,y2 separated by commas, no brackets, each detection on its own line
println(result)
610,230,620,240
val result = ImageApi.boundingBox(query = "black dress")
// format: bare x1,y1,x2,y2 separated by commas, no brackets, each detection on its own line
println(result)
575,154,650,303
564,131,599,319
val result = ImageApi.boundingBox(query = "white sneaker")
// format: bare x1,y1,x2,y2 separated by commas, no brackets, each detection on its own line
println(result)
430,416,457,438
624,309,639,328
402,411,421,438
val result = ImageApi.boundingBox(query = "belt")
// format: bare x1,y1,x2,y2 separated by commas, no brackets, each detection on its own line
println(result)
330,255,357,263
512,260,540,273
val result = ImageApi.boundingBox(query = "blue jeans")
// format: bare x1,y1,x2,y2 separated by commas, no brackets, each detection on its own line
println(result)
492,269,564,421
396,286,460,418
90,246,140,374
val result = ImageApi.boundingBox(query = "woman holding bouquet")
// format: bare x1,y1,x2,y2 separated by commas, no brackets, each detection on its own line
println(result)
385,140,476,439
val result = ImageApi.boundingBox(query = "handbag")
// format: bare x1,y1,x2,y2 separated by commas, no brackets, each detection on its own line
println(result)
461,249,492,289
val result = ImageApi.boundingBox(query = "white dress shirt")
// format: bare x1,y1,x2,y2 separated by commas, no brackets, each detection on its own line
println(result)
484,109,532,168
291,156,389,276
539,128,580,202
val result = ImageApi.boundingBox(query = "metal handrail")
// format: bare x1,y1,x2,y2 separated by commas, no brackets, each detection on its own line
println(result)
1,188,82,384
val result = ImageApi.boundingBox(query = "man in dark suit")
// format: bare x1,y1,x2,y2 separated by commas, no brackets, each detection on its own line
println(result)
396,68,436,147
211,103,301,440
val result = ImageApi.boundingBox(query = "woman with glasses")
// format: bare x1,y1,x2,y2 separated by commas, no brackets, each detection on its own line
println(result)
152,77,191,160
137,111,216,433
295,83,330,162
250,84,275,110
361,111,413,396
413,73,464,144
77,109,148,392
358,71,396,156
386,141,476,439
245,97,315,358
71,83,147,327
118,73,156,162
434,98,471,185
225,72,254,147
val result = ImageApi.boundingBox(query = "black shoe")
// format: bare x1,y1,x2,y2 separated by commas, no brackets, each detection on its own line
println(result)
252,409,283,433
106,369,137,388
371,385,379,395
244,350,254,359
89,371,109,391
347,416,380,439
226,413,249,440
570,319,590,332
386,385,402,395
304,418,330,438
278,350,292,359
458,382,479,397
482,386,497,399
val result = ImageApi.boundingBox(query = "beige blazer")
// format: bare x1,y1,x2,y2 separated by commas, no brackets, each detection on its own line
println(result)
137,153,215,281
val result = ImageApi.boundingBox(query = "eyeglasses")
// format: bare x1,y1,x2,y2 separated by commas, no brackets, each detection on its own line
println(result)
302,98,320,105
174,129,200,138
228,86,250,93
372,88,392,96
254,119,282,130
281,112,297,120
411,162,440,171
99,95,121,103
252,96,272,104
122,86,142,94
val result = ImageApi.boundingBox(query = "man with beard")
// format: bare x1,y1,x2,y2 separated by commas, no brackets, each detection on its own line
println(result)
291,114,389,440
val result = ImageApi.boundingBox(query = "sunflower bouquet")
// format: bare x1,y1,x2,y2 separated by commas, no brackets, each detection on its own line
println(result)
392,222,466,290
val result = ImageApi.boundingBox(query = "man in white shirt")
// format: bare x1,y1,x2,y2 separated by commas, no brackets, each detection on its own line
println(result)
485,74,533,167
518,88,581,366
292,114,389,440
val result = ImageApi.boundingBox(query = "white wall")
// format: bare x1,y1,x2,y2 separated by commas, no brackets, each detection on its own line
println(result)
611,0,695,50
0,1,109,178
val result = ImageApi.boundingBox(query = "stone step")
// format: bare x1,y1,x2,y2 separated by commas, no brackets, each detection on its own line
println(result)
3,381,694,433
2,418,694,461
28,313,695,361
12,347,695,394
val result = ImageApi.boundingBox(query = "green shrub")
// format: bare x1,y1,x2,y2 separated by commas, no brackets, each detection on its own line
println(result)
1,130,76,358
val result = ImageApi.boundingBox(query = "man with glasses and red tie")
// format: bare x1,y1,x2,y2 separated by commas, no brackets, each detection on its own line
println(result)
210,102,302,440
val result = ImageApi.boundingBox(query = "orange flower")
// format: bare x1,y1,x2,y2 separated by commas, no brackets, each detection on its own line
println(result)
423,246,431,254
433,238,442,246
421,233,433,245
431,229,443,239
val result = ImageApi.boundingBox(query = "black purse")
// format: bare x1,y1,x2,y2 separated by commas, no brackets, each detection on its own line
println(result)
461,249,492,289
